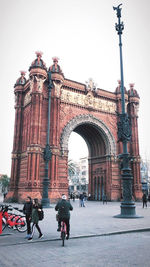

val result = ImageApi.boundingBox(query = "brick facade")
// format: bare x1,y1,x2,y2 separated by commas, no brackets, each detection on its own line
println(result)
6,53,142,203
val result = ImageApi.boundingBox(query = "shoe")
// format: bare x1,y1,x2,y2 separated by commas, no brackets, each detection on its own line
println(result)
39,234,44,239
66,234,69,240
28,237,32,241
57,228,61,232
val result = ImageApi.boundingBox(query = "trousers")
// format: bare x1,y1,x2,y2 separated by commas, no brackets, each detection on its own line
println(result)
26,214,31,235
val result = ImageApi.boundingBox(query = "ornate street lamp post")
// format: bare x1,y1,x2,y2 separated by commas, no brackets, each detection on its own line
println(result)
113,4,140,218
42,70,52,208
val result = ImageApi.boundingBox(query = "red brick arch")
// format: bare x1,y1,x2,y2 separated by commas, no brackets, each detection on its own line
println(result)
6,56,142,203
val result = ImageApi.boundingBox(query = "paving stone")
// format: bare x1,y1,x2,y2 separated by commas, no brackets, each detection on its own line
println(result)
0,201,150,266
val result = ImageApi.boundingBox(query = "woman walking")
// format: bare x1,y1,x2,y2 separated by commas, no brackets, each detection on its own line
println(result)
28,198,43,241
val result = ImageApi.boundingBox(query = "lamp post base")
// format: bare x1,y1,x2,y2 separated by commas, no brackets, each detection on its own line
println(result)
41,198,50,208
114,202,143,218
42,174,50,208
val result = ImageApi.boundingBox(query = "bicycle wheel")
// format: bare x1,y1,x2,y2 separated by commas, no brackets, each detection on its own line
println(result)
16,216,27,232
2,217,7,231
61,231,65,247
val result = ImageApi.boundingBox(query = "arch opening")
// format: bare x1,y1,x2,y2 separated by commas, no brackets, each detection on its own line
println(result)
74,123,106,158
68,132,89,198
63,114,116,201
60,114,116,156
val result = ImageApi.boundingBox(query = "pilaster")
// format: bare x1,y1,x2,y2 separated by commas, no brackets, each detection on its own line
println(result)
128,83,142,200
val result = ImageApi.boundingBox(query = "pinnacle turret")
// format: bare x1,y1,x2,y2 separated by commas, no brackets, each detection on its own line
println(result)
49,57,63,75
29,51,47,71
14,71,26,87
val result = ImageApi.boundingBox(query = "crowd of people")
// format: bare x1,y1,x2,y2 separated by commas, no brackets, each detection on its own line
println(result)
69,192,88,207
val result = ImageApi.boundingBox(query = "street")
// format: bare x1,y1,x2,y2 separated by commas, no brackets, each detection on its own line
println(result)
0,200,150,266
0,232,150,267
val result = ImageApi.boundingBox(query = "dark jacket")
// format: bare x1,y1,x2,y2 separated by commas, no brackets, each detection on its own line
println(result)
32,204,42,224
79,194,84,200
55,199,73,219
23,201,32,216
142,194,147,202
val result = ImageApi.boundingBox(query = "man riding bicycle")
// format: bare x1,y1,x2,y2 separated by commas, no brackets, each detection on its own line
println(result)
55,194,73,239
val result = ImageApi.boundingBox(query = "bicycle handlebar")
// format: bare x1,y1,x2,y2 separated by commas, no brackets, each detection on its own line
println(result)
0,205,23,213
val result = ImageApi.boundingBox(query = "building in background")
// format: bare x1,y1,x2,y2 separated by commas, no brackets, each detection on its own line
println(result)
68,157,88,195
141,159,150,195
0,174,10,200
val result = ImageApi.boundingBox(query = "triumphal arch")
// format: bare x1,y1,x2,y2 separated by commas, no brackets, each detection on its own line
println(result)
7,52,142,202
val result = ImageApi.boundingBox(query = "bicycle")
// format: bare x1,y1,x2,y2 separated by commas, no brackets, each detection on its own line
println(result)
1,205,27,233
61,220,67,247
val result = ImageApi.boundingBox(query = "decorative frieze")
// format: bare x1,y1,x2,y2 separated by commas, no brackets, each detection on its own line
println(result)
12,152,27,159
27,145,43,153
61,88,116,113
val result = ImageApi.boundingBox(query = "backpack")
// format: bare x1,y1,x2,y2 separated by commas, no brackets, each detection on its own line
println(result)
38,209,44,221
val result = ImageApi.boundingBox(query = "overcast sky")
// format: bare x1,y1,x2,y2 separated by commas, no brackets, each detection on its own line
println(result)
0,0,150,175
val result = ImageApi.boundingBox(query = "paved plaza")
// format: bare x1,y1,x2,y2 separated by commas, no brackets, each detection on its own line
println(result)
0,200,150,266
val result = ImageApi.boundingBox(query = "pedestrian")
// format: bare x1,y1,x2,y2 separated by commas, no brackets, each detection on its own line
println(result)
55,194,73,239
142,193,147,208
102,194,107,204
83,192,87,201
72,193,75,202
2,188,8,201
28,198,43,241
23,196,32,239
79,193,85,207
88,193,91,200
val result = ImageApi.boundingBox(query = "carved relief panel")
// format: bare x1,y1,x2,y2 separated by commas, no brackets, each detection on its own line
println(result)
61,88,116,113
24,89,31,106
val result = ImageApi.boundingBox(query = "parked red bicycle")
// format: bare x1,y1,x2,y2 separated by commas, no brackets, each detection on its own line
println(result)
0,205,27,233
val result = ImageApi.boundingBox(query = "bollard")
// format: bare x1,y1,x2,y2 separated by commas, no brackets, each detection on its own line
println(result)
0,211,2,234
